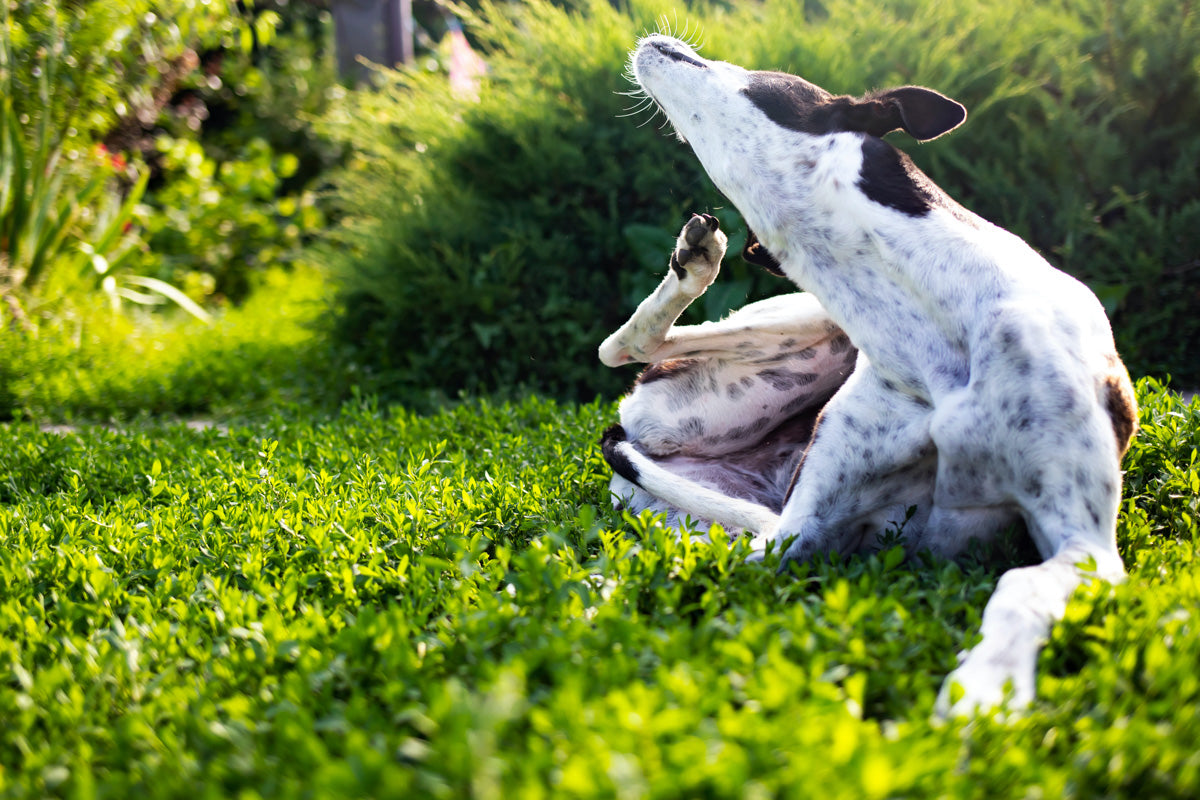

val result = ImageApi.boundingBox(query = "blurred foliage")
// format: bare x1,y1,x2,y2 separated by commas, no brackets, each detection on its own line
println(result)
134,136,324,304
3,0,257,147
122,0,344,304
1,0,340,317
1,3,207,323
0,266,348,422
323,0,1200,404
322,0,734,402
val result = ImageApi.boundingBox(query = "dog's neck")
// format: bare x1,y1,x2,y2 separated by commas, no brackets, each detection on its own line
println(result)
729,133,1045,397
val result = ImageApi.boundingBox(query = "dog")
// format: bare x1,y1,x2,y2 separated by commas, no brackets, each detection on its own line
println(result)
598,35,1137,716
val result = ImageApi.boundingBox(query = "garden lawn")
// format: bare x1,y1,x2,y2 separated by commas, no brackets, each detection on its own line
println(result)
1,381,1198,798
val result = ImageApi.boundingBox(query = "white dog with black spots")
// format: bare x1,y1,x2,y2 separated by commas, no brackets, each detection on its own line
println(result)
600,35,1137,716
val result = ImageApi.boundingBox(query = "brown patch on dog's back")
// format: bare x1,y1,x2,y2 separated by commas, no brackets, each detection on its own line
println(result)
1100,355,1137,456
637,358,701,386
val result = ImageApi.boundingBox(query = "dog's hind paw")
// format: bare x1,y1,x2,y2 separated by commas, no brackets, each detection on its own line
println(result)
671,213,727,297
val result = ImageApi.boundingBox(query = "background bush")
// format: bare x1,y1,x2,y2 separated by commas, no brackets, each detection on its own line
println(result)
324,0,1200,403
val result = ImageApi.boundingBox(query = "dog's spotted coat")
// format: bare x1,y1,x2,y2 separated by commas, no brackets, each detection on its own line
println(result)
599,36,1137,716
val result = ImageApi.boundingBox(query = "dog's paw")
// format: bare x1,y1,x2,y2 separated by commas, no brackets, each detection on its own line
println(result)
745,526,786,564
934,652,1035,720
671,213,727,297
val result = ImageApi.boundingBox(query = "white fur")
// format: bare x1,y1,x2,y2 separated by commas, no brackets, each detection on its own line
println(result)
601,36,1137,717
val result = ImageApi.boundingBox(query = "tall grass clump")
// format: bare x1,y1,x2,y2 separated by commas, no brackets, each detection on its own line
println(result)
324,0,1200,402
0,266,355,423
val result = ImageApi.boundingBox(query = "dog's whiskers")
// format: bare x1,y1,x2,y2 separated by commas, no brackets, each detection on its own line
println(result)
622,19,703,137
616,99,656,119
651,13,704,52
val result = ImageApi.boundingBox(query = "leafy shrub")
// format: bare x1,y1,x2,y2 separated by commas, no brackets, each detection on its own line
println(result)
3,0,341,316
184,1,345,188
133,136,325,304
321,0,752,402
0,4,212,323
0,381,1196,796
3,0,256,149
325,0,1200,403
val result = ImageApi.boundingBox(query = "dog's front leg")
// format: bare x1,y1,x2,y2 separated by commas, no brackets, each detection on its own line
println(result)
751,363,937,562
599,214,726,366
936,538,1125,717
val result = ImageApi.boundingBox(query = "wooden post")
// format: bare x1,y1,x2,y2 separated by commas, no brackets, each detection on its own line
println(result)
332,0,413,83
384,0,413,67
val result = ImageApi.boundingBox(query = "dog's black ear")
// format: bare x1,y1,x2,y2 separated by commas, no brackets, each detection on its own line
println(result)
742,228,785,276
868,88,969,143
847,87,967,142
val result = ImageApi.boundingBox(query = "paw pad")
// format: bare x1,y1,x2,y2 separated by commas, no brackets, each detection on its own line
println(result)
684,213,719,246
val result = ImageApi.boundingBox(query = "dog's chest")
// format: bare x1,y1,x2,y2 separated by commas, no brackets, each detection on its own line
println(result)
784,233,981,395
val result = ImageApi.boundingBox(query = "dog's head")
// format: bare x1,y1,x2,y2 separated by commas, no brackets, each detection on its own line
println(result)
630,35,967,263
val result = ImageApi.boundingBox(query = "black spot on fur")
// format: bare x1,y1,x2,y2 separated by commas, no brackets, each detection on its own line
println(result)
717,416,774,444
600,424,640,485
669,250,687,280
759,368,819,391
856,137,938,217
781,392,815,415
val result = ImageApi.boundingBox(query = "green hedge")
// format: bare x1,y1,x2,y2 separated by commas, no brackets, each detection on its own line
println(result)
322,0,1200,401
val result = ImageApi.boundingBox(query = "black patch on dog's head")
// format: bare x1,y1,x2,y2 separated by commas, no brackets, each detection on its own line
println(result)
742,228,785,275
742,73,966,142
600,424,640,485
741,72,833,133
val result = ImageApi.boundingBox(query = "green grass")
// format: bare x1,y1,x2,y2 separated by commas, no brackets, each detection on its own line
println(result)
0,266,355,423
1,380,1197,798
